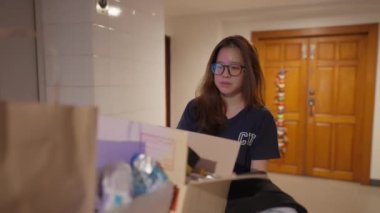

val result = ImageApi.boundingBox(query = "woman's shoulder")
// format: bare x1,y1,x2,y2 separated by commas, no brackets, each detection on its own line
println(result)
245,105,273,117
244,106,276,125
243,106,276,132
184,98,198,111
187,98,196,106
182,98,200,118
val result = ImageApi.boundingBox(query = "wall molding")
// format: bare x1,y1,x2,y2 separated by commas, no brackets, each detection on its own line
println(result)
370,179,380,187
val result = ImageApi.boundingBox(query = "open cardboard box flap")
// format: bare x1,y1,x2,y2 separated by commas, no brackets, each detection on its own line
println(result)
97,116,266,212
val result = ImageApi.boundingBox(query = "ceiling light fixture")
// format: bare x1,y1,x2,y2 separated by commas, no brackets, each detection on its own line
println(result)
96,0,122,17
108,6,122,17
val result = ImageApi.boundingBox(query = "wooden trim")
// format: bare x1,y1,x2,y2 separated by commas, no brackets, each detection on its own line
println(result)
360,24,378,184
252,23,378,184
252,23,378,41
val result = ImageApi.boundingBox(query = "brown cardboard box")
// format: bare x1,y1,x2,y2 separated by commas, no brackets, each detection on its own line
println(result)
180,174,268,213
97,116,266,213
103,182,174,213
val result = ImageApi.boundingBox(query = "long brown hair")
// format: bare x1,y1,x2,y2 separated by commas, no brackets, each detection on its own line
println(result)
193,35,265,134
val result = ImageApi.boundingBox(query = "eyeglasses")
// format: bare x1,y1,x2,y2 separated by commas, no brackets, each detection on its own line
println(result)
211,63,245,76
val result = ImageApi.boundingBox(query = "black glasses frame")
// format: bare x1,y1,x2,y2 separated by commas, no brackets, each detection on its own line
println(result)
211,63,245,76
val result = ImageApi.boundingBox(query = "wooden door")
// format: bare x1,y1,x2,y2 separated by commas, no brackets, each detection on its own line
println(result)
306,35,366,180
252,24,378,183
257,38,308,174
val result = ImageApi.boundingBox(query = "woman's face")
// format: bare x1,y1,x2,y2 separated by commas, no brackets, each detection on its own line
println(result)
213,47,245,98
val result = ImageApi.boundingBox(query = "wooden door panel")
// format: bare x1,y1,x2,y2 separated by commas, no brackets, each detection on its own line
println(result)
314,66,334,114
285,43,303,60
284,66,301,112
316,42,335,60
307,35,364,180
340,41,359,60
313,168,353,180
265,43,281,61
337,66,356,115
258,39,308,174
310,122,332,171
335,124,354,172
269,120,300,174
283,121,299,165
263,65,281,113
309,122,355,180
312,123,354,180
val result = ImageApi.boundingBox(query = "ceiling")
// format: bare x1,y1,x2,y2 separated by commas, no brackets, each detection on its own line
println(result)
164,0,373,17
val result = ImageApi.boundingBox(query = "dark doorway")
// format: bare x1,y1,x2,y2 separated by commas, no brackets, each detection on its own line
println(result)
165,36,171,127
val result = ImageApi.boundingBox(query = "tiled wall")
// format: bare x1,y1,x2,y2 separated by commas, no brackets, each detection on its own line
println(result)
40,0,95,105
92,0,165,124
0,0,39,101
39,0,165,125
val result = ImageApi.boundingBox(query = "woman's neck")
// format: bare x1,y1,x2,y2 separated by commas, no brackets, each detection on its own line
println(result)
222,93,246,119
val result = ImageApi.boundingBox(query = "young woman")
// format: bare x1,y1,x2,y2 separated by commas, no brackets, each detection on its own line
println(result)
177,35,307,213
177,35,280,174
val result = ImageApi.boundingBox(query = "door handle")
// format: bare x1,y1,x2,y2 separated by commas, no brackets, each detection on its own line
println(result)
308,98,315,116
302,44,308,59
308,89,315,116
310,44,316,60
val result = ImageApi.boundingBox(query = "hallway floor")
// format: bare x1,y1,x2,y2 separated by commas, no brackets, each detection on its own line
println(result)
268,173,380,213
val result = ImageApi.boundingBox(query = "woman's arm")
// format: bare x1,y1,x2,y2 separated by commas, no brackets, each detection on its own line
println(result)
251,160,268,172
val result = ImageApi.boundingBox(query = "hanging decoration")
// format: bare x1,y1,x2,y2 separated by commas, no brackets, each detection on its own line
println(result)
275,68,288,154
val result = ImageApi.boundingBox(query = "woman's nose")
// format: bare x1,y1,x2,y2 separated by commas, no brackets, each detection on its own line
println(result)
222,67,231,78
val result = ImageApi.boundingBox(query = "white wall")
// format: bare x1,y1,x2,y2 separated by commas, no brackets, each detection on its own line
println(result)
372,33,380,181
167,1,380,179
169,16,223,127
38,0,165,125
0,0,39,101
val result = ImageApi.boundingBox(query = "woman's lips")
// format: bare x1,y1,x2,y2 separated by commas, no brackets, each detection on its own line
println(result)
220,81,232,86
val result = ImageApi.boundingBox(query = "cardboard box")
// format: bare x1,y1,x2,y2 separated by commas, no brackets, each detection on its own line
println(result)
101,182,174,213
97,116,267,213
179,173,268,213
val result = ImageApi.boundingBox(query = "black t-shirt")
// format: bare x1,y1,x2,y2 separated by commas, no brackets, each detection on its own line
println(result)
177,99,280,174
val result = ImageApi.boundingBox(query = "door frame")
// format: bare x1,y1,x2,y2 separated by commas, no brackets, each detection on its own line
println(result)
251,23,378,184
165,35,171,127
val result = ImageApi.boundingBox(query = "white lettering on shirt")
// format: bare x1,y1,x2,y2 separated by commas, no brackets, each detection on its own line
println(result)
238,132,256,146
